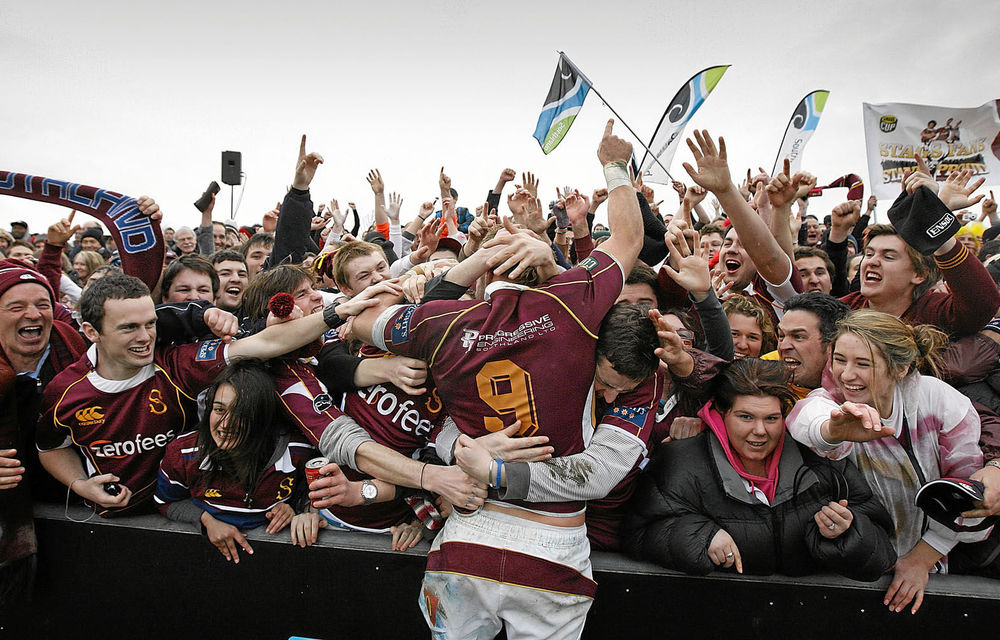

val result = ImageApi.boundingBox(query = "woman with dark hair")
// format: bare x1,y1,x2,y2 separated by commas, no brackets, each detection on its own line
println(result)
624,358,896,580
788,309,995,614
155,359,325,561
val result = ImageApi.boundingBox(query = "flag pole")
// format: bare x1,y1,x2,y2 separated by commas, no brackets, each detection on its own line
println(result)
558,51,676,183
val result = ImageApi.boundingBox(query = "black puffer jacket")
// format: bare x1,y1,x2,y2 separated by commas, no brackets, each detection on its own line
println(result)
623,431,897,581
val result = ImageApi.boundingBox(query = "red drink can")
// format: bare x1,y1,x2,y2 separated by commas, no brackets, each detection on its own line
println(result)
305,457,330,487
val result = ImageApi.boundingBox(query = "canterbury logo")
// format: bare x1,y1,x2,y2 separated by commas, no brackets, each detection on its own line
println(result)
75,406,105,423
204,489,222,498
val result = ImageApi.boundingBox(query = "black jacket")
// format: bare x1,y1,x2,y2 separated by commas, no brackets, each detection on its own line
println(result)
623,431,896,581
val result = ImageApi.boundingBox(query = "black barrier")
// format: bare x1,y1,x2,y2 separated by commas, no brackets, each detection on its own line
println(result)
3,504,999,639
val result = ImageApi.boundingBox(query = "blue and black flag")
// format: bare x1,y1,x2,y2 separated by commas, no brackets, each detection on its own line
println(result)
533,54,591,154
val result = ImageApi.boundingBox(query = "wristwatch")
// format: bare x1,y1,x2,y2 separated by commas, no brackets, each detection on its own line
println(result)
987,460,1000,471
361,479,378,505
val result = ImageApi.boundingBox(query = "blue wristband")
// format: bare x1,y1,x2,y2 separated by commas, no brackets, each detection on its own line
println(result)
494,458,504,490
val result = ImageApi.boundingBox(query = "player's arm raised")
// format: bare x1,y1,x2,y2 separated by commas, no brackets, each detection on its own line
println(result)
593,120,642,275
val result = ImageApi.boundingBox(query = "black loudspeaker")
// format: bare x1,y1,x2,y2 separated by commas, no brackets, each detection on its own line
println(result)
221,151,242,186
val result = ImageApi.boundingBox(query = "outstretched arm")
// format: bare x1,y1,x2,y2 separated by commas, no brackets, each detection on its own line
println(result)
683,130,790,285
593,120,642,274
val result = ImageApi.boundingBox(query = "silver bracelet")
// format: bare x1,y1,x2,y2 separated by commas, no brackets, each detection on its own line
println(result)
987,459,1000,471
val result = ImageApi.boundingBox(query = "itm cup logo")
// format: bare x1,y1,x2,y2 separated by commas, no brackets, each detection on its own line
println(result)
880,115,898,133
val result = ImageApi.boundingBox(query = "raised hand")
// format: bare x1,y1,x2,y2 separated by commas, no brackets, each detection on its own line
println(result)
597,119,634,166
498,168,516,184
262,202,280,234
507,188,533,217
764,159,800,209
519,196,553,236
939,168,986,211
439,167,452,194
366,168,385,195
866,195,878,213
520,171,539,199
902,154,937,195
982,190,997,220
564,190,591,227
829,201,861,240
672,180,687,202
683,185,708,209
662,225,711,297
682,130,733,194
466,204,497,255
794,172,818,200
136,196,163,222
292,134,324,190
591,187,609,209
387,192,403,221
329,199,346,233
649,308,689,368
47,210,81,247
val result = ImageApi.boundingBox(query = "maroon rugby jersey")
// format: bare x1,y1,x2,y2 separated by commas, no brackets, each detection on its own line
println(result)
271,358,351,448
586,369,662,551
37,340,230,515
325,345,445,529
155,429,316,529
373,250,624,515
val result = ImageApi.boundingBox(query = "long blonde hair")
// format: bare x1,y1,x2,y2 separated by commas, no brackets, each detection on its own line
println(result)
833,309,947,413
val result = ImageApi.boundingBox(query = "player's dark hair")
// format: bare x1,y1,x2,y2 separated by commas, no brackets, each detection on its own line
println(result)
625,262,662,309
783,292,851,344
197,359,280,493
160,254,220,299
79,273,150,332
242,264,315,322
210,249,247,267
595,303,659,381
713,358,797,417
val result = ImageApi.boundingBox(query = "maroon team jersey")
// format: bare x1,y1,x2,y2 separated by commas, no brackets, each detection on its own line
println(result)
37,340,230,515
155,429,316,529
586,369,663,551
270,358,348,449
325,345,445,530
373,250,624,516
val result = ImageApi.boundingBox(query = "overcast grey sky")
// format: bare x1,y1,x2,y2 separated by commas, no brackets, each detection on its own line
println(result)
2,0,999,235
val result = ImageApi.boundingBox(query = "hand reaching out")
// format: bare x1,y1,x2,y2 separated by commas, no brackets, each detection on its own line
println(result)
938,168,986,211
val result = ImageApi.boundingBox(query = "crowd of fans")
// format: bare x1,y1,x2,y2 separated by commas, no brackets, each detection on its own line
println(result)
2,122,1000,636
